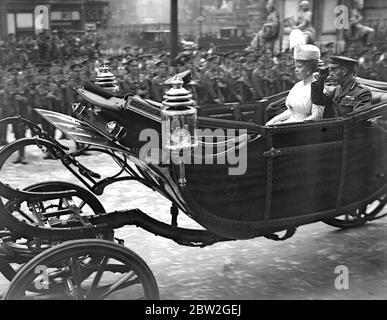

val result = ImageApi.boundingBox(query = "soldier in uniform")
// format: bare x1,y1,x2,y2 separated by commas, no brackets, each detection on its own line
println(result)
220,52,234,74
225,55,243,103
201,55,226,105
124,57,149,97
150,59,169,102
311,55,371,118
251,56,265,100
35,63,61,148
4,65,28,163
23,63,38,125
242,51,256,81
13,73,31,163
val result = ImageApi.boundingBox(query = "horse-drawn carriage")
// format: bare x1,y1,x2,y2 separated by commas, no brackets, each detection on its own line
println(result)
0,74,386,299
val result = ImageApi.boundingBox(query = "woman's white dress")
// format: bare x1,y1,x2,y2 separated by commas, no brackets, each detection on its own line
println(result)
283,80,324,123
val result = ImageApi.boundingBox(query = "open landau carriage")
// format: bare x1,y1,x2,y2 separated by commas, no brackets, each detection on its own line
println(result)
0,72,387,300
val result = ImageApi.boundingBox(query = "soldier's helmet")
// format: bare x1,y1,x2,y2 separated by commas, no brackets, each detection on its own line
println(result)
95,64,119,94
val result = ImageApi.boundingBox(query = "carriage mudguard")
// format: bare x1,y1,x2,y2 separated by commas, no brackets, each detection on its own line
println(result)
34,108,127,151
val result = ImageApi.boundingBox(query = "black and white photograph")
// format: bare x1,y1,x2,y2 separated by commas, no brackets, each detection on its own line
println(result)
0,0,386,305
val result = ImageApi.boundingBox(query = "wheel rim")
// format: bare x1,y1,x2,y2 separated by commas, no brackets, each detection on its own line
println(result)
4,240,159,300
324,195,387,229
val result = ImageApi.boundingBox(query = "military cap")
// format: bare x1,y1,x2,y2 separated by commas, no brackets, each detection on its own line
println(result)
123,45,132,51
159,52,170,59
70,63,83,71
175,52,186,61
237,57,246,63
25,62,35,69
126,57,139,65
155,59,168,66
52,59,62,65
207,55,220,62
230,52,240,60
81,59,91,66
7,65,21,73
35,62,51,72
243,50,255,57
108,55,122,63
327,56,358,68
138,54,153,60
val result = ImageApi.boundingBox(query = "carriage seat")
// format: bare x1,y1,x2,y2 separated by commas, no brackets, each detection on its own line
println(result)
357,77,387,105
370,90,387,105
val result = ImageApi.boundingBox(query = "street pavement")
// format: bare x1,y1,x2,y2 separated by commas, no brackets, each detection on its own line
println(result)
0,134,386,300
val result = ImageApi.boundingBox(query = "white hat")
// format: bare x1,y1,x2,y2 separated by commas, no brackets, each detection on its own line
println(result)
294,44,321,61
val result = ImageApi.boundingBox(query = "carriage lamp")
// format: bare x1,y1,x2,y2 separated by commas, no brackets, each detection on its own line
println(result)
95,64,120,94
161,75,198,186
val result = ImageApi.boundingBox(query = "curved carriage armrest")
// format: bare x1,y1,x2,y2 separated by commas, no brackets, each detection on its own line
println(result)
76,86,126,111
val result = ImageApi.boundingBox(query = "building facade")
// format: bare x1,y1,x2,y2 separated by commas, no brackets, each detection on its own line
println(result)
0,0,109,36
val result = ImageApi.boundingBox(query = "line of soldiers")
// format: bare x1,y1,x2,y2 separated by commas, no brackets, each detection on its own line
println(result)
89,48,299,106
0,60,91,163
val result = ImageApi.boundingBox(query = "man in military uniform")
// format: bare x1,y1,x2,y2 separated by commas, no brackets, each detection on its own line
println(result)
150,59,169,102
251,56,265,100
4,65,29,163
35,63,61,149
225,55,243,103
201,55,225,105
311,56,371,118
124,57,150,98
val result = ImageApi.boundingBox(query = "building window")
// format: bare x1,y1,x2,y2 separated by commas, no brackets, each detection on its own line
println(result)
51,11,80,21
16,13,33,29
72,11,80,20
7,13,15,34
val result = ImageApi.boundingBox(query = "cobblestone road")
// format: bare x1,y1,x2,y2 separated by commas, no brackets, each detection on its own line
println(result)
0,137,386,299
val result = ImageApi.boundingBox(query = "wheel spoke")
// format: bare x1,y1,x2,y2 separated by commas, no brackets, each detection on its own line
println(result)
83,263,132,273
86,255,109,299
100,270,136,299
77,200,87,210
14,210,35,223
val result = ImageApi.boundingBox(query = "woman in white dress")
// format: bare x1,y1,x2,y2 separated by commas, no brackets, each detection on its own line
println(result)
266,44,325,125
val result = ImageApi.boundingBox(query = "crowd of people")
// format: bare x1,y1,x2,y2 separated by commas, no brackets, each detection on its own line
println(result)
1,26,387,164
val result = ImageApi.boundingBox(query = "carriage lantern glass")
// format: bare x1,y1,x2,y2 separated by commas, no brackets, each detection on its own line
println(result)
161,76,198,151
162,76,198,187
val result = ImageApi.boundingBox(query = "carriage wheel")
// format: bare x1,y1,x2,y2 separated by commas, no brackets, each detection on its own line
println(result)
3,239,160,300
323,195,387,229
